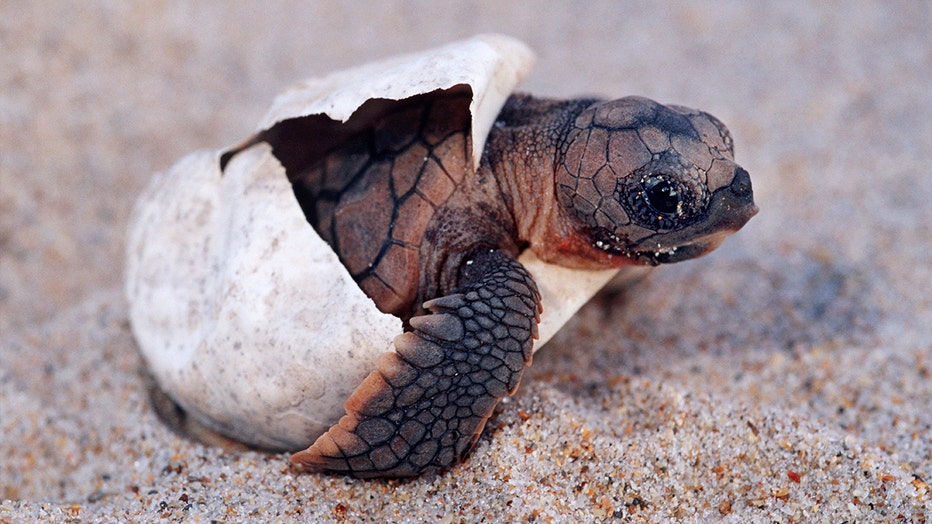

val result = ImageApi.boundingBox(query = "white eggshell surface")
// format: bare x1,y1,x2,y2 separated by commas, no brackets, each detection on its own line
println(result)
125,35,623,450
126,145,401,449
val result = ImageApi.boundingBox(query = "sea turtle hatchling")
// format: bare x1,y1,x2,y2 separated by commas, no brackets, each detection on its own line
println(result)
126,35,757,478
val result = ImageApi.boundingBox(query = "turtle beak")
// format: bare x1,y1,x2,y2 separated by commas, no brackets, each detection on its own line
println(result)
716,166,757,231
691,165,757,237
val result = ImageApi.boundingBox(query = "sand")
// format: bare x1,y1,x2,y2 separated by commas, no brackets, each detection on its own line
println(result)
1,1,929,522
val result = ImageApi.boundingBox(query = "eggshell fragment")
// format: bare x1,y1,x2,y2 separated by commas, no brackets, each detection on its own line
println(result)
126,145,401,449
125,34,624,450
252,34,536,169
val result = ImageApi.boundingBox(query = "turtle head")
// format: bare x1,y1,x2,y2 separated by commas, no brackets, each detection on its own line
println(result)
553,96,757,267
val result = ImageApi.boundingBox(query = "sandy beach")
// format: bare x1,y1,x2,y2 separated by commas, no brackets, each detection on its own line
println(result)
1,2,929,521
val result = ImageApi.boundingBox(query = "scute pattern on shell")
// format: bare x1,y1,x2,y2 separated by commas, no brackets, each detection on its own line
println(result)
280,89,473,316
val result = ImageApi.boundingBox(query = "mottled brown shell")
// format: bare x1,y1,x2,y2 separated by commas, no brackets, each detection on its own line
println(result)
254,89,474,316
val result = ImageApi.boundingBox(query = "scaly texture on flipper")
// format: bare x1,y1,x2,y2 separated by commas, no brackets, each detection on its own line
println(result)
291,250,541,477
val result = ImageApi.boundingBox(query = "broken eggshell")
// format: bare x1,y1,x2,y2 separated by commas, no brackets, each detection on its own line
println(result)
125,34,627,451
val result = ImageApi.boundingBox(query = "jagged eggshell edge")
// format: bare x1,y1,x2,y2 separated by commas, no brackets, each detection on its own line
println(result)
252,33,535,169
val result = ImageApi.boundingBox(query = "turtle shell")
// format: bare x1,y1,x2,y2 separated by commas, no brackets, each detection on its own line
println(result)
243,88,474,316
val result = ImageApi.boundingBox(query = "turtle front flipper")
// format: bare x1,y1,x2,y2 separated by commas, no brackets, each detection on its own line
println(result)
291,249,541,477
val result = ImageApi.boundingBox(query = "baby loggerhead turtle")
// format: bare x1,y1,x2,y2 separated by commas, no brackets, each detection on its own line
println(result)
127,35,756,478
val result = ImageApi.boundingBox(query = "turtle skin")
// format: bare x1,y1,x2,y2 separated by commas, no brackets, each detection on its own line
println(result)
224,87,756,477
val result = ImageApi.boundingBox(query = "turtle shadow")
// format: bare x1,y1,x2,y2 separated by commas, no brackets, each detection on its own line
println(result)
526,250,884,403
144,372,254,453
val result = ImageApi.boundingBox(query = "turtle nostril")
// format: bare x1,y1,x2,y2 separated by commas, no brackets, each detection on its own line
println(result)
730,167,753,200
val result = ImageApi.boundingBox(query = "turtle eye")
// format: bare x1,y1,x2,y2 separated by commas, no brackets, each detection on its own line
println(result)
616,154,711,231
618,173,701,231
643,176,680,215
